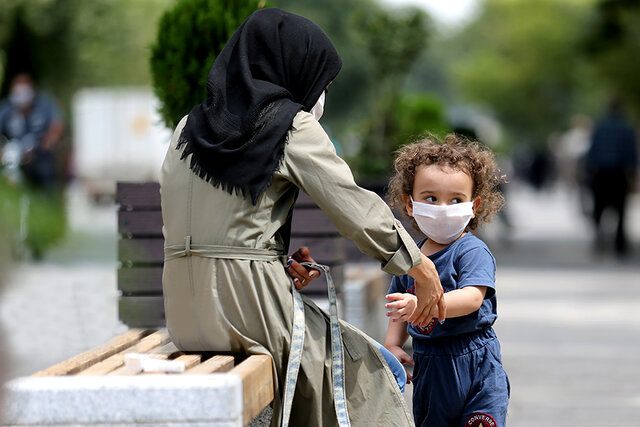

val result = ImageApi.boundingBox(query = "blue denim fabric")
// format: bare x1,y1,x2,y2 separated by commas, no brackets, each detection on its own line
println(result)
373,340,407,394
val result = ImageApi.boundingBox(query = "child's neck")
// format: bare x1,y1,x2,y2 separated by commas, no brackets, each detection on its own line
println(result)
421,232,467,256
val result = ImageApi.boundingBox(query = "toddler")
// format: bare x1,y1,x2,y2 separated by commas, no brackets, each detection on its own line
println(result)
384,134,510,426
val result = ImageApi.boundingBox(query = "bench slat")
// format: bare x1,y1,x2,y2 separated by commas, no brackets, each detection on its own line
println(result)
289,237,346,265
231,355,274,426
76,330,170,376
173,354,202,370
184,355,235,375
119,238,164,264
119,296,165,328
118,266,164,294
291,208,339,235
119,210,163,236
116,182,161,209
32,329,152,377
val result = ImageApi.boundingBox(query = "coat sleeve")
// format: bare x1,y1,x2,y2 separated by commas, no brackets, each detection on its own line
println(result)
281,112,421,275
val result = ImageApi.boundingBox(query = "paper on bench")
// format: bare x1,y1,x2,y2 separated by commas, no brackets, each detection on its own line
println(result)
124,353,185,373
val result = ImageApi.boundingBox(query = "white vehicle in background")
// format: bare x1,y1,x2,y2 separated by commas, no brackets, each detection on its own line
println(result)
72,87,172,202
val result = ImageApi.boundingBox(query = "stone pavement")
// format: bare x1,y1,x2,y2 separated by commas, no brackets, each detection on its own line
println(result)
0,183,126,381
1,181,639,426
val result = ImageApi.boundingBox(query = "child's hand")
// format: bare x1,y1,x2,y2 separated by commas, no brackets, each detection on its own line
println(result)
385,293,418,323
386,345,414,383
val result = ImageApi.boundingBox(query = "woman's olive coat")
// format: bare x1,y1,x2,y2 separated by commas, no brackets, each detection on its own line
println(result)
161,111,420,426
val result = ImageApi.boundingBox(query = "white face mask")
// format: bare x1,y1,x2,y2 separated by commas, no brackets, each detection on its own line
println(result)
10,84,35,109
310,90,325,121
411,197,474,244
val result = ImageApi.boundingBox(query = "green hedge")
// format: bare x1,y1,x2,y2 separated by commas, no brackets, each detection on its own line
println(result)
150,0,266,129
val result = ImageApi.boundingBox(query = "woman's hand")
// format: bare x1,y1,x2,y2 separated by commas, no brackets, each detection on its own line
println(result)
386,345,414,383
286,246,321,290
407,254,446,327
385,293,417,323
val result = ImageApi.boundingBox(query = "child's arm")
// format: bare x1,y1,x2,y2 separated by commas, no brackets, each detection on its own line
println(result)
384,317,414,382
443,286,487,318
386,286,487,320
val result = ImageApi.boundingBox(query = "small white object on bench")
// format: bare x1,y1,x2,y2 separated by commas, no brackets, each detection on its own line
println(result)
124,353,185,373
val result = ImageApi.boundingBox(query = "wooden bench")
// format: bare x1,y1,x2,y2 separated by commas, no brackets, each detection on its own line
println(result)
2,329,274,426
117,181,346,328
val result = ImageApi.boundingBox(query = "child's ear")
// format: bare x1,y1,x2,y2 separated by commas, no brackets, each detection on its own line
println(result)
472,197,481,218
403,194,414,217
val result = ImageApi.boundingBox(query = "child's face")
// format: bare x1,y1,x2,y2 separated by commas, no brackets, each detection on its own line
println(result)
403,164,479,216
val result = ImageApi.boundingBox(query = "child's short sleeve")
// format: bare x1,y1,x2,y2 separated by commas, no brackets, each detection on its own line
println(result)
455,247,496,299
387,274,411,295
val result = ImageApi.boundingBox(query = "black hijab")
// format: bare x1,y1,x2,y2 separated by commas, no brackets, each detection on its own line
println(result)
177,8,342,204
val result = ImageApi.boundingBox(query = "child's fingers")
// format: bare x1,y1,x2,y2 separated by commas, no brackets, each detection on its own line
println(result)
384,300,406,309
385,293,405,301
398,353,414,367
386,310,403,321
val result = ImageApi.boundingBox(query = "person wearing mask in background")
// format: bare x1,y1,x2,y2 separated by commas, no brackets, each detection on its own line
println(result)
586,98,638,256
0,73,66,259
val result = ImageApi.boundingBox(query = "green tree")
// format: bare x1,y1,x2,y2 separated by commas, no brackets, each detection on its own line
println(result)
0,0,173,110
150,0,266,128
583,0,640,117
275,1,445,179
0,0,75,101
390,94,450,151
444,0,595,146
353,6,433,178
274,0,378,138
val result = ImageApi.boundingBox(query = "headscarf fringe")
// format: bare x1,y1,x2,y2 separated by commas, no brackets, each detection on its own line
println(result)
177,127,290,205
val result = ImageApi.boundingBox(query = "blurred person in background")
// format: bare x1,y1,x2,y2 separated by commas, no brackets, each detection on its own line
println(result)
557,114,593,216
0,73,66,259
586,97,638,256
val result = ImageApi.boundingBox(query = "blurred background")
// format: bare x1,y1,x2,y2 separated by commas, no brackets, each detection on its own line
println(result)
0,0,638,426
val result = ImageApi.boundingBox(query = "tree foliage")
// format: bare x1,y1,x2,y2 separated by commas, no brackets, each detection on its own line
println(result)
150,0,266,128
444,0,595,146
583,0,640,117
0,0,75,100
353,6,436,178
0,0,173,111
274,0,377,136
275,1,449,179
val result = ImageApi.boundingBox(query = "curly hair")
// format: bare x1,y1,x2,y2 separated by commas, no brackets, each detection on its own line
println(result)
388,134,506,232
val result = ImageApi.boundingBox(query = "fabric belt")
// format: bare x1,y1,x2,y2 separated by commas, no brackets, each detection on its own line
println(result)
164,236,286,263
164,237,351,427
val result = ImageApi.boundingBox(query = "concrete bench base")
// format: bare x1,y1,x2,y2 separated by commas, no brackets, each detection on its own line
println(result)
1,329,274,426
3,375,244,426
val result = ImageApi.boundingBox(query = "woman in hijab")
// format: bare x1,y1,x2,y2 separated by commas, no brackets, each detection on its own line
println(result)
160,8,445,426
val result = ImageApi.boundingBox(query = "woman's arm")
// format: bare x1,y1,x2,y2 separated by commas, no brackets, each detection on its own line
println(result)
407,254,446,325
282,113,445,322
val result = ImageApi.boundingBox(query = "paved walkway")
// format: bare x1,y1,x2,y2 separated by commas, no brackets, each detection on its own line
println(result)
1,181,639,426
0,183,125,381
478,183,640,426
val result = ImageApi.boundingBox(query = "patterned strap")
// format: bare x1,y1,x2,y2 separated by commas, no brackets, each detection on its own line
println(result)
280,262,351,427
301,262,351,427
280,277,305,427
